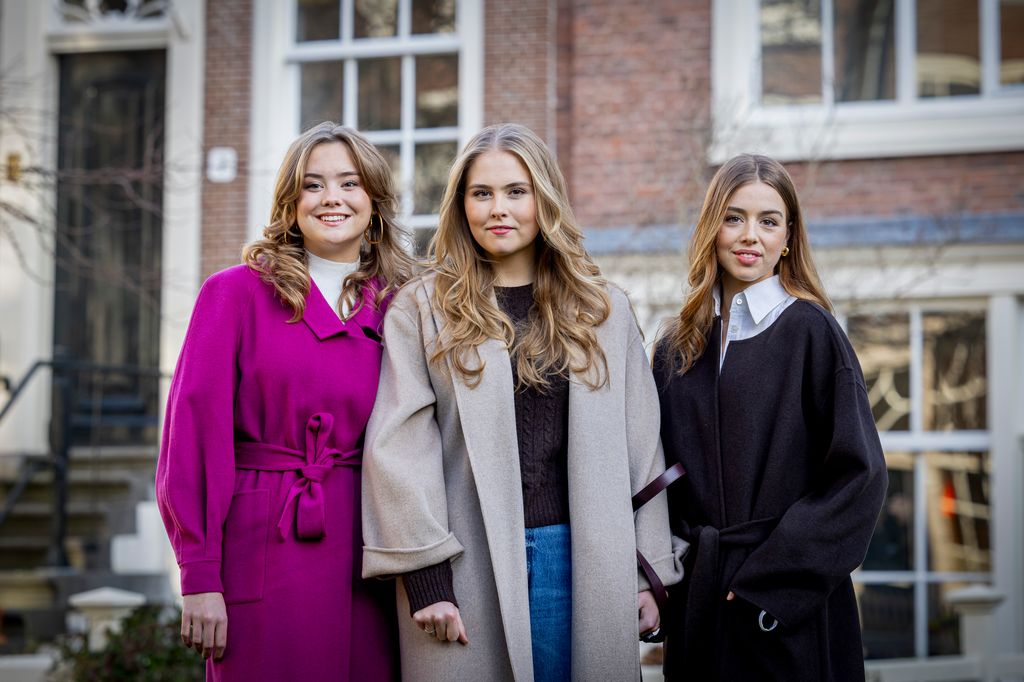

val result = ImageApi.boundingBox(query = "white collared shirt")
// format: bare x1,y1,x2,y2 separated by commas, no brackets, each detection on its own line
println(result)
713,275,797,369
306,250,360,319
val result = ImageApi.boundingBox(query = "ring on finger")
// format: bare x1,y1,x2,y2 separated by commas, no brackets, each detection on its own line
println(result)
424,626,435,635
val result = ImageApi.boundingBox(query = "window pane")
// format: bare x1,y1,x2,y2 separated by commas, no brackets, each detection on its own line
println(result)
416,55,459,127
413,227,436,256
926,451,990,572
863,453,914,571
834,0,895,102
928,583,964,656
355,0,397,38
858,583,915,659
300,61,344,130
917,0,980,97
761,0,822,105
922,311,986,430
414,142,457,214
1001,0,1024,86
376,144,402,197
412,0,456,34
358,57,401,131
847,312,910,431
297,0,340,42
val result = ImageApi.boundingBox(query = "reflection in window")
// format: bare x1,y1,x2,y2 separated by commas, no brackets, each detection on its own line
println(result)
301,61,344,129
847,312,910,431
923,312,986,431
414,142,457,214
858,583,914,659
863,454,914,571
928,583,963,656
926,451,990,572
1000,0,1024,85
376,144,402,196
416,55,459,127
834,0,895,101
355,0,398,38
412,0,456,34
917,0,980,97
297,0,340,42
761,0,823,104
358,58,402,131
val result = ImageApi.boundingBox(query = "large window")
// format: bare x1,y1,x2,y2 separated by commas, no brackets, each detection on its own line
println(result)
847,306,990,659
711,0,1024,161
251,1,481,251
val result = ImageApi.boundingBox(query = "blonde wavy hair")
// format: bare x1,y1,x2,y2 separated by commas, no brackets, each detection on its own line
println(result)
242,122,413,321
427,123,610,391
661,153,831,374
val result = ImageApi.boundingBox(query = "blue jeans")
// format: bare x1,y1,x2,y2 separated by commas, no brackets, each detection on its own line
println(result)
525,523,572,682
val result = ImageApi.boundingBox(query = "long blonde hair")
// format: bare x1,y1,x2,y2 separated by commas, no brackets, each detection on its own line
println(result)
427,123,610,390
242,122,414,321
662,154,831,374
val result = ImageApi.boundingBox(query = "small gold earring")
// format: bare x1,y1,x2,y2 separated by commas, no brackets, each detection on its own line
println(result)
781,246,790,257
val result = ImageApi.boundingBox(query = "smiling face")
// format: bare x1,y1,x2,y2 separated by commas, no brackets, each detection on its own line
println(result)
715,180,790,296
296,141,371,262
463,149,540,285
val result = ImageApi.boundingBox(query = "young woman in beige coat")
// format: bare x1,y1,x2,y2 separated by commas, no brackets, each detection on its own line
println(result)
361,123,684,681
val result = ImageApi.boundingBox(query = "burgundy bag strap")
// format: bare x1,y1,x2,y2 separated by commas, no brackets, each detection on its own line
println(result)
632,462,686,616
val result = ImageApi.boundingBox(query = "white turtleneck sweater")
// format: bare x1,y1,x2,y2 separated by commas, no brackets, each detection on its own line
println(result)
306,250,360,319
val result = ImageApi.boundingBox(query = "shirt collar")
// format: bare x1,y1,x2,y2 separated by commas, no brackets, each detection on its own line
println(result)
713,275,790,324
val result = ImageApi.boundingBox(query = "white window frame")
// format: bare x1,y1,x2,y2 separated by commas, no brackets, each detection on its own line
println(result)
849,303,990,659
249,0,483,240
710,0,1024,163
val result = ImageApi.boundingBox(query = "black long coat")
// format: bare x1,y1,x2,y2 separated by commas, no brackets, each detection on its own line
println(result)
654,301,887,681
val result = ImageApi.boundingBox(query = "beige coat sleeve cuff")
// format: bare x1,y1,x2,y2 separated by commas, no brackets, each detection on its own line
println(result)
362,533,465,578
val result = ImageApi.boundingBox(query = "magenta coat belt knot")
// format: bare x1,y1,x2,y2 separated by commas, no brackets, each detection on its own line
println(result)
235,413,361,540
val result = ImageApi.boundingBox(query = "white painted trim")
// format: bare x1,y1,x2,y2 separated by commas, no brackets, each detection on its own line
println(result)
988,295,1024,655
710,0,1024,163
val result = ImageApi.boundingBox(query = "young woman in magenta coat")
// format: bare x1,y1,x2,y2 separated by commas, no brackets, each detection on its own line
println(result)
653,154,887,681
156,122,412,680
360,124,683,681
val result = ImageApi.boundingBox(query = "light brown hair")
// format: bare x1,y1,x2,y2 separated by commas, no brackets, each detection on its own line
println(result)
242,122,413,321
661,153,831,374
427,123,610,390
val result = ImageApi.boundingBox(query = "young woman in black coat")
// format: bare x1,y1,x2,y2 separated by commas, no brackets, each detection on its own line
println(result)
653,154,887,681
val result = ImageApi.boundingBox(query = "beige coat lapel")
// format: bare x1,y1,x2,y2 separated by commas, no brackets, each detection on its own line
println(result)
430,304,534,681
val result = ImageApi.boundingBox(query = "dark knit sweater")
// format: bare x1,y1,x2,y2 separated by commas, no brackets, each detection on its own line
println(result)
402,283,571,615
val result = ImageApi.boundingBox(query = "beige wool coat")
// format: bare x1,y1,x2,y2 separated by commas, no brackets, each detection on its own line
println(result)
361,272,685,682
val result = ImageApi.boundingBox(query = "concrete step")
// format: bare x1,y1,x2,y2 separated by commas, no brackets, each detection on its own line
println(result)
0,501,107,538
0,469,139,506
0,570,56,610
0,537,98,571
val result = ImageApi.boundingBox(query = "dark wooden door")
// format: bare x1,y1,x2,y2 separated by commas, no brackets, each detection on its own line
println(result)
53,50,165,445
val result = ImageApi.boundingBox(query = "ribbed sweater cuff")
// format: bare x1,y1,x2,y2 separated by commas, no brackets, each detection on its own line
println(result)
402,561,458,616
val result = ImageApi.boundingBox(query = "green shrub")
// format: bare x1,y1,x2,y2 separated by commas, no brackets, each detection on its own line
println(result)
50,605,203,682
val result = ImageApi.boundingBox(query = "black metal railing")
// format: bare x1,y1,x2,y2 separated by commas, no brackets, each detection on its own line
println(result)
0,358,164,567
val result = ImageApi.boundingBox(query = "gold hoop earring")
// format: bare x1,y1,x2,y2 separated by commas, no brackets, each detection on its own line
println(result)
781,246,790,257
365,212,383,245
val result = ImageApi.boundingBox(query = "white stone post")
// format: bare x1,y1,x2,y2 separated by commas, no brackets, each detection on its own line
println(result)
947,584,1005,682
67,587,146,651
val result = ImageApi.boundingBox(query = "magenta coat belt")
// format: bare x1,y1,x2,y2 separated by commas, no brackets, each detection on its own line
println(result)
235,413,361,540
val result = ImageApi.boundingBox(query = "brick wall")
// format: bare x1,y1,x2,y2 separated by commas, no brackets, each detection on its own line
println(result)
200,0,253,280
487,0,1023,235
483,0,553,141
791,152,1024,221
562,0,712,229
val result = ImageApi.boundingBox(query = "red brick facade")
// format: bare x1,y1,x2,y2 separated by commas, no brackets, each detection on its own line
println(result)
200,0,253,278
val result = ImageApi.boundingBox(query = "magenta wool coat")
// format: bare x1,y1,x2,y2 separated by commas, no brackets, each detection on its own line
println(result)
156,264,398,681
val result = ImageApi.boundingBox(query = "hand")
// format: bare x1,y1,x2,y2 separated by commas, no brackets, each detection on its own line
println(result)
181,592,227,660
638,589,660,637
726,591,735,601
412,601,469,645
